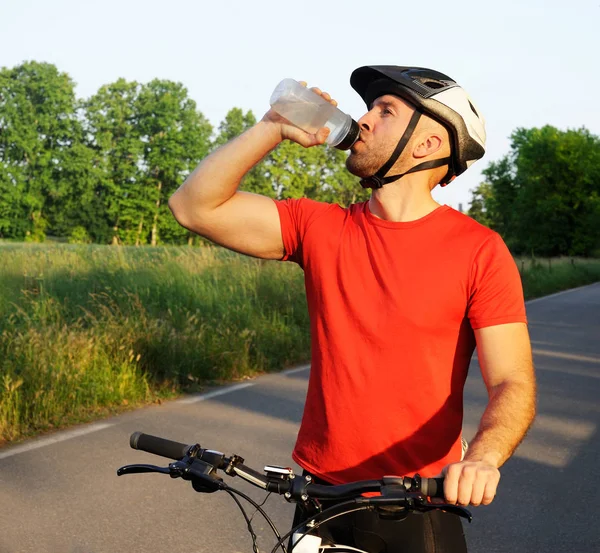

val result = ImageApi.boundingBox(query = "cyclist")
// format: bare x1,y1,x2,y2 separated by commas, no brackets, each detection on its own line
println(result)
168,66,536,552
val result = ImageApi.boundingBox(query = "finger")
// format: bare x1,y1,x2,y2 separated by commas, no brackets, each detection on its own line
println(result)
321,91,338,107
304,127,330,147
311,88,337,105
481,475,500,505
305,85,338,106
315,127,330,143
443,464,460,505
469,474,487,507
287,126,329,148
456,465,477,506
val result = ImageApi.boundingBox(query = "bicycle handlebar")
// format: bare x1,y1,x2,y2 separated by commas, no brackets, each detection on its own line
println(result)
130,431,190,460
120,431,473,553
128,431,445,499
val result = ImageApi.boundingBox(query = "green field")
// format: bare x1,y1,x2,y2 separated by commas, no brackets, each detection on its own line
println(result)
0,244,309,444
1,243,599,445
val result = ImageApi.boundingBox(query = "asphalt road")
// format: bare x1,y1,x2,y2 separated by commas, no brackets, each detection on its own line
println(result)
1,283,599,553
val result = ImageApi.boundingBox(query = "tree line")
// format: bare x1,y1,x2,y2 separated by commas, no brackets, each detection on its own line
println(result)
0,61,365,245
468,127,600,257
1,61,598,255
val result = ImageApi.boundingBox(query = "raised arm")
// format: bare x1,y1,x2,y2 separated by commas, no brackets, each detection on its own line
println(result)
168,86,334,259
443,322,536,506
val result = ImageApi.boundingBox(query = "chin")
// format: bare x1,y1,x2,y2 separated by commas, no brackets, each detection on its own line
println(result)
345,155,371,178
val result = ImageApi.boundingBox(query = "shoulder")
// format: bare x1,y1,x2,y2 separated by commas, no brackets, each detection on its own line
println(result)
439,207,505,252
274,197,348,234
276,197,344,215
442,207,497,237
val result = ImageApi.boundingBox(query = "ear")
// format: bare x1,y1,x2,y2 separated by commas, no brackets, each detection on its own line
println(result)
413,134,444,159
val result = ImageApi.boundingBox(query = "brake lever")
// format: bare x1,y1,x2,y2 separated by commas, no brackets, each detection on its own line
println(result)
117,464,171,476
368,491,473,524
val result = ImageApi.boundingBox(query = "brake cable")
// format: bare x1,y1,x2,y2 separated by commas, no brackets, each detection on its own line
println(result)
249,492,273,526
270,501,372,553
221,484,287,553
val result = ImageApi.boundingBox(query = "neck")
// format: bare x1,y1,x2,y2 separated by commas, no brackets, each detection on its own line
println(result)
368,175,441,222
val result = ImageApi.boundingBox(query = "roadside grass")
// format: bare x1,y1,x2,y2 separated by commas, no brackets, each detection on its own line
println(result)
0,244,309,444
0,243,598,445
515,256,600,299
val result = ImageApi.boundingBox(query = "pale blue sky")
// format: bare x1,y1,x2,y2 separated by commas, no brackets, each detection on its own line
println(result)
1,0,598,210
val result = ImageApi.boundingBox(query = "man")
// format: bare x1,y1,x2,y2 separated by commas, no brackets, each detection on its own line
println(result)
169,66,536,552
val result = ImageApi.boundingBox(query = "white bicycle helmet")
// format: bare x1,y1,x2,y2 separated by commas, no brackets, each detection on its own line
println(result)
350,66,486,188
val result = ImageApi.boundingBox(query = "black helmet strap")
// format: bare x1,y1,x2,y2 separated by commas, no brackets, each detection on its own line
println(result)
359,108,451,190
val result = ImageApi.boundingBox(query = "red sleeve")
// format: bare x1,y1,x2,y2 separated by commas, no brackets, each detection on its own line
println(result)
273,198,334,266
467,233,527,329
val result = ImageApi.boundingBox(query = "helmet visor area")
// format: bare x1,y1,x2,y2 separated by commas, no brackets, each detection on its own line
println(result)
351,66,457,105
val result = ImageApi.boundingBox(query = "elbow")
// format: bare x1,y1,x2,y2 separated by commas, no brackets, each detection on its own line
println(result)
167,192,179,216
168,190,212,237
168,191,189,228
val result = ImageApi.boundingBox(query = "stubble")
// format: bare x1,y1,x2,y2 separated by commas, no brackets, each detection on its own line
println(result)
345,138,399,178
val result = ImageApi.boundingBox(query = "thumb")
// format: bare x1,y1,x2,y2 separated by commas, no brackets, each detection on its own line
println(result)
315,126,331,144
286,125,330,148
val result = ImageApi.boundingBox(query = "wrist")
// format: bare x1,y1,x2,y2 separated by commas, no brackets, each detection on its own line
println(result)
256,119,284,146
463,450,503,468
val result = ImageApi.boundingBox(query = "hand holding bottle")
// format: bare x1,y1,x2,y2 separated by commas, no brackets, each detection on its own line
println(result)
262,79,359,150
261,81,334,147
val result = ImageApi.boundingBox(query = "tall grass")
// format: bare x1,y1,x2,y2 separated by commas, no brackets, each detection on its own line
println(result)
515,256,600,299
0,244,598,444
0,244,309,443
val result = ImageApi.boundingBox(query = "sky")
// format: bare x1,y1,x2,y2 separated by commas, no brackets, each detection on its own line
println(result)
1,0,599,211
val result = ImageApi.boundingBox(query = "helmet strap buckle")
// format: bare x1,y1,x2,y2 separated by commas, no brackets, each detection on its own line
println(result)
360,175,385,189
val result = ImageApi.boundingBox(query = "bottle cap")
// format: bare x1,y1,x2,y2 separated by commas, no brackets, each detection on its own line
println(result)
334,119,360,150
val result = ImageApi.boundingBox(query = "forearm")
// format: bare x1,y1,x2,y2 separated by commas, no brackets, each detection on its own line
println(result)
465,378,536,468
169,120,281,216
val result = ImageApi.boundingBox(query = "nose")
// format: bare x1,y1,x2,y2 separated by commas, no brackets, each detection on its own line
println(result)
357,109,375,134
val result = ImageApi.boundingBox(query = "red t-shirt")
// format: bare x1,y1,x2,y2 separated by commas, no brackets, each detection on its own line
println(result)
274,199,527,484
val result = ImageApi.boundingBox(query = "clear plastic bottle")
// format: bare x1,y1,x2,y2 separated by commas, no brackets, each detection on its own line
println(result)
269,78,360,150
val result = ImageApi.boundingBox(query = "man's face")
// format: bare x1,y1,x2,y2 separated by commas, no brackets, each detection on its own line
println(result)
346,94,416,178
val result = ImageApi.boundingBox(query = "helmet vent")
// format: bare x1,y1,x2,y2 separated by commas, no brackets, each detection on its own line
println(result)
413,77,446,90
468,101,479,117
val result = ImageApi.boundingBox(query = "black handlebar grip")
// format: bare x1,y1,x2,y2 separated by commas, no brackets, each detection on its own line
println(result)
130,432,190,460
421,477,445,498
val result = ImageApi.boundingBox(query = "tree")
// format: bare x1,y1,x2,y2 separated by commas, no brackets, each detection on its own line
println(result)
213,107,257,148
84,79,145,244
314,146,369,206
0,61,368,245
468,126,600,256
511,127,600,256
467,181,494,228
469,156,519,248
0,61,90,240
265,139,367,205
135,79,212,245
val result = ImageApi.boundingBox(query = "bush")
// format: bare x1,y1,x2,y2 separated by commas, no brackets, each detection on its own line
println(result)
68,226,92,244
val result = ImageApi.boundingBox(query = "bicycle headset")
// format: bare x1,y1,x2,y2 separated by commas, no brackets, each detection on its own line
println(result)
349,65,487,189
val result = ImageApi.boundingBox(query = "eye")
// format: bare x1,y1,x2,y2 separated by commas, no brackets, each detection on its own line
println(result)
381,107,393,116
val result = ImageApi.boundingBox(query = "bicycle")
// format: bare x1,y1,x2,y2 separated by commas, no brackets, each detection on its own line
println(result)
117,431,472,553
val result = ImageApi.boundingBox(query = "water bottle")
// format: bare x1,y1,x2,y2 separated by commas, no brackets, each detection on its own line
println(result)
269,78,360,150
